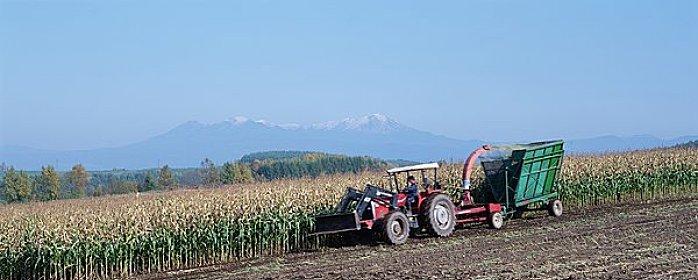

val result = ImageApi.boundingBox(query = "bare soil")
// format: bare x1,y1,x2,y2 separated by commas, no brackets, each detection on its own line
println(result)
138,198,698,280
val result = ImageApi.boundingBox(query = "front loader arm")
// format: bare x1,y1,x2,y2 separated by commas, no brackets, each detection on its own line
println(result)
335,187,362,213
354,185,397,218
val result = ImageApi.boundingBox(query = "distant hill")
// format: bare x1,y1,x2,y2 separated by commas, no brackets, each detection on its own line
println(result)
1,113,695,170
673,140,698,149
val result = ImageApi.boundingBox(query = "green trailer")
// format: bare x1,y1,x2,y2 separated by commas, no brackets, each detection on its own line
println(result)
480,140,565,217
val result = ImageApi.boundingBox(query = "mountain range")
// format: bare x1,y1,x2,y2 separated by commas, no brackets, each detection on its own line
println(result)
1,114,695,170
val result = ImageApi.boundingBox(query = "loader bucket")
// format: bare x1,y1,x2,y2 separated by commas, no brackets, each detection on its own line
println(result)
312,212,360,235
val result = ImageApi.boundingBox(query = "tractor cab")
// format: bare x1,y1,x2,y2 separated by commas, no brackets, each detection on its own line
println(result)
386,162,442,193
385,163,443,212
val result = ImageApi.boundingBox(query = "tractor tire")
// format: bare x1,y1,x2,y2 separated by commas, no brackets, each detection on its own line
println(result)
378,211,410,245
488,212,504,229
422,193,456,237
547,200,563,217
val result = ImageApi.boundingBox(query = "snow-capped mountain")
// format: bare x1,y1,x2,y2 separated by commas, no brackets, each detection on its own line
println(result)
225,113,407,133
311,114,406,133
225,116,300,129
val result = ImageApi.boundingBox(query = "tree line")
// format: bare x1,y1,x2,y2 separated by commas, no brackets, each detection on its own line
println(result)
0,152,387,203
250,152,387,180
0,164,177,203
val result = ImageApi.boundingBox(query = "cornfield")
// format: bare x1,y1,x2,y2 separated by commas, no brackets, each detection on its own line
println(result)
1,147,696,280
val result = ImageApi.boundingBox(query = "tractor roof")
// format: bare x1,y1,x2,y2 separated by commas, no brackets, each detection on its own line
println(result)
386,162,440,174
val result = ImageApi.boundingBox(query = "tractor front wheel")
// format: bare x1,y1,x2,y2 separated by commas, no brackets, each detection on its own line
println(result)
488,212,504,229
547,200,563,217
379,212,410,245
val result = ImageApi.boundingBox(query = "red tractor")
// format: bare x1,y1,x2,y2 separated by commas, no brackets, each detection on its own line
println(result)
313,159,503,245
313,141,566,244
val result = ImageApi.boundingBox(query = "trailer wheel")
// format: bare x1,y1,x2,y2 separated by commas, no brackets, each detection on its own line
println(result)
422,194,456,237
547,200,563,217
379,212,410,245
488,212,504,229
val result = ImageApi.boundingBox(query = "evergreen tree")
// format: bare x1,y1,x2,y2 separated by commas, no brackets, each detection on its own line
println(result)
220,162,236,185
141,172,157,192
200,158,220,186
36,165,61,201
2,167,34,203
221,162,254,184
67,164,90,198
158,165,175,190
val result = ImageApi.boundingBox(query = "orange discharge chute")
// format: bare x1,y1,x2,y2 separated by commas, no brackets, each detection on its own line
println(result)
462,145,492,184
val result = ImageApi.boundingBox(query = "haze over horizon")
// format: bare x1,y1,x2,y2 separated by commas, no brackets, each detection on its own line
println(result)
2,1,697,151
3,111,695,171
1,112,695,151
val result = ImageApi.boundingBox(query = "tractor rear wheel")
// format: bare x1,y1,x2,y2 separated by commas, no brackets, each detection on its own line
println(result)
547,200,563,217
488,212,504,229
422,194,456,237
379,211,410,245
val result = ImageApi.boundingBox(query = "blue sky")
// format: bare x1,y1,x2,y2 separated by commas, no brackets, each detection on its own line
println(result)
1,0,696,150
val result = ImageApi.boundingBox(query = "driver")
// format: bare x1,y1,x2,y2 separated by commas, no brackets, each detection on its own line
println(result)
404,176,419,209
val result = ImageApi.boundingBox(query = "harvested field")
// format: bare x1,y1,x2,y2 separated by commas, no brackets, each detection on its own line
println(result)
140,198,698,280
